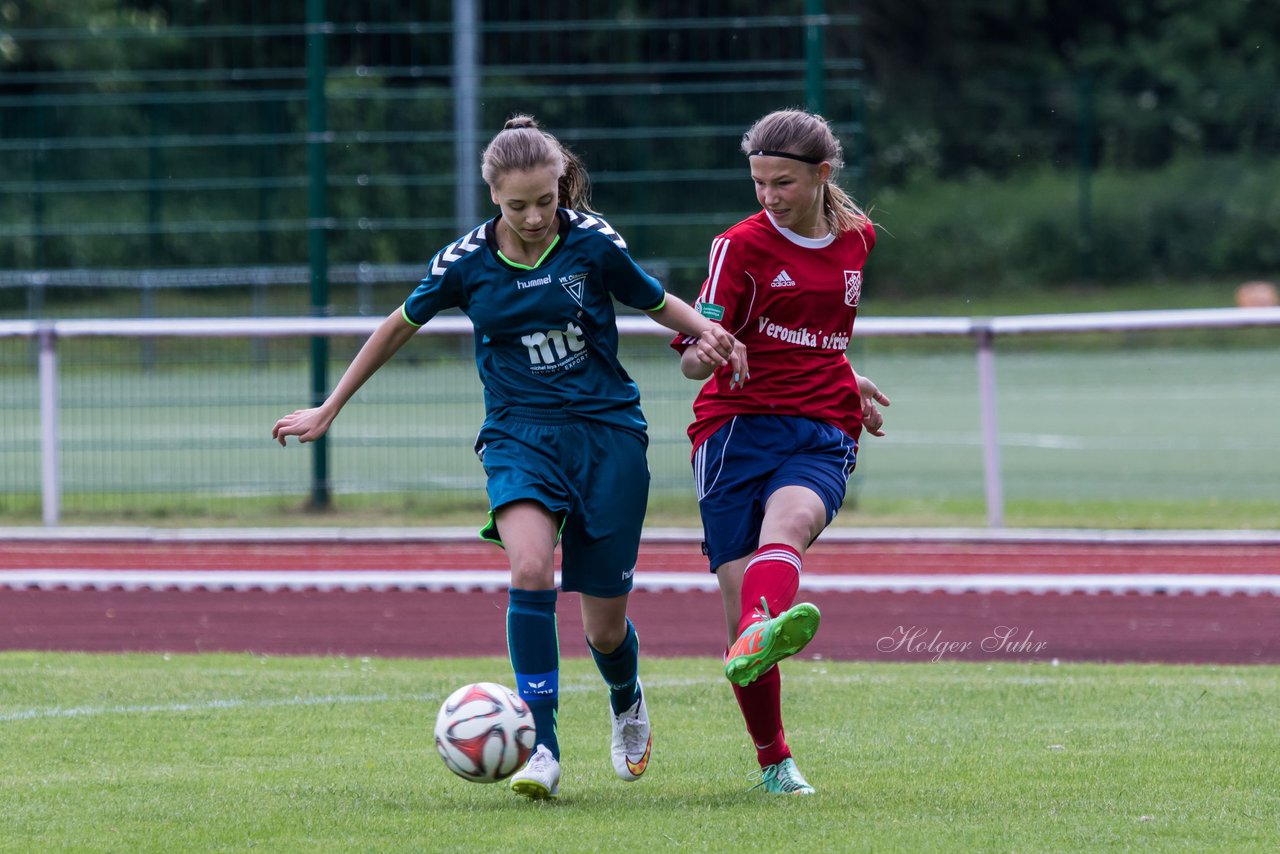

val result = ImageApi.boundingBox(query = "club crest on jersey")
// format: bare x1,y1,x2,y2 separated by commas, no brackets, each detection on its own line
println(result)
844,270,862,306
559,272,588,306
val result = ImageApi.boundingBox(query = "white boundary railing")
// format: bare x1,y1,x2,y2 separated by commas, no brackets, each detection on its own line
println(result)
3,306,1279,528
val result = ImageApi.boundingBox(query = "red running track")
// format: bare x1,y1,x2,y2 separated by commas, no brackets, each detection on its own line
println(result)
2,535,1279,664
4,537,1280,573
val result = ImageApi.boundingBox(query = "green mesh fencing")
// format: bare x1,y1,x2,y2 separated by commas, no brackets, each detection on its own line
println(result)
1,1,861,315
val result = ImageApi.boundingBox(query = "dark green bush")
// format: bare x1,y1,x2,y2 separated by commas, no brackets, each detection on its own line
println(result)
866,155,1280,293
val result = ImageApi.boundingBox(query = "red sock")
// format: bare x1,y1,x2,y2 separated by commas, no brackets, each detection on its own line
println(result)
730,662,790,767
737,543,802,636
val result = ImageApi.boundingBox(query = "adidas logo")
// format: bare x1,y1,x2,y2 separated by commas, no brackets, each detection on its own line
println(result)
770,270,796,288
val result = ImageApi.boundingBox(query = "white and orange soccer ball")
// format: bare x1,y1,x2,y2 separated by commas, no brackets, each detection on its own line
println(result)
434,682,536,783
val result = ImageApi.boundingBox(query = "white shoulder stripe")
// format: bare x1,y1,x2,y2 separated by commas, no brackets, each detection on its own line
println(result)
571,211,627,251
707,237,731,304
429,225,486,277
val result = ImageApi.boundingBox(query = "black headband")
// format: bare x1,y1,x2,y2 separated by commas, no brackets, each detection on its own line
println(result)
747,149,823,165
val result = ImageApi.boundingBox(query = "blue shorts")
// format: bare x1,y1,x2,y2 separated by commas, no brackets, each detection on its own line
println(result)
475,408,649,598
693,414,857,570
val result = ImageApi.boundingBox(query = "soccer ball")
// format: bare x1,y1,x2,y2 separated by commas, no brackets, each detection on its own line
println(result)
434,682,535,783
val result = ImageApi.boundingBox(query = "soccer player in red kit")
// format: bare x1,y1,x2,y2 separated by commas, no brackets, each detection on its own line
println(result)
672,109,890,795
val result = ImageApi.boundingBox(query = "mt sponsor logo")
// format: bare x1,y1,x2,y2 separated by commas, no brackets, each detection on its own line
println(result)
521,322,588,374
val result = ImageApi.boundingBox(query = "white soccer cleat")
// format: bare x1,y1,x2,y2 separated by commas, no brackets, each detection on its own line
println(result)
610,681,652,781
510,744,560,799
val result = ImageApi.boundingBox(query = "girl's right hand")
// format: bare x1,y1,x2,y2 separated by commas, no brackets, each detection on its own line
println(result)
272,406,335,446
696,326,749,389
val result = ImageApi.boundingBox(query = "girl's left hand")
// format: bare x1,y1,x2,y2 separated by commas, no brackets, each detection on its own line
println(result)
857,374,891,437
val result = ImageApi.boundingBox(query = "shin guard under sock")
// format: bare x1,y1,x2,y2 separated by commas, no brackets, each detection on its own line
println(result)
507,587,560,759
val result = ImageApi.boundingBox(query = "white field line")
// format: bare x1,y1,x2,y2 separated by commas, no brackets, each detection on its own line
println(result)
2,569,1279,595
0,677,709,724
5,667,1266,726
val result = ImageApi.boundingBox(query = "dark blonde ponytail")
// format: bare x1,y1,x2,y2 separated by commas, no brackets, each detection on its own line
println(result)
481,114,596,213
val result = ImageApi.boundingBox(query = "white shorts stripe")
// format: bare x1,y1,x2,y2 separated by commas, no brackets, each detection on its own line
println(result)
696,416,736,500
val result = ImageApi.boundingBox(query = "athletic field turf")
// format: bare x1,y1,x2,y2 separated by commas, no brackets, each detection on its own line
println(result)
1,653,1276,852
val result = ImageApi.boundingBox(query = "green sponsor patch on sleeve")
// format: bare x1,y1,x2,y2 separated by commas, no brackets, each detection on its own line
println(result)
698,302,725,321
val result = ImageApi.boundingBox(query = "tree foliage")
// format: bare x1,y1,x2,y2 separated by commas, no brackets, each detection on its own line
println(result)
859,0,1280,181
1,1,1275,287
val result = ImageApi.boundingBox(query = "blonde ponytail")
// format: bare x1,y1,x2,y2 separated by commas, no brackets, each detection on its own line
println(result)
741,109,871,236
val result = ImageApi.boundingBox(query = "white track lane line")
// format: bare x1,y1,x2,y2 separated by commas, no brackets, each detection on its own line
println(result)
2,569,1279,595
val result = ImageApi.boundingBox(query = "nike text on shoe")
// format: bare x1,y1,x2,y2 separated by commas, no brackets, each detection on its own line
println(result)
610,681,652,781
724,601,821,687
756,758,815,795
510,744,560,799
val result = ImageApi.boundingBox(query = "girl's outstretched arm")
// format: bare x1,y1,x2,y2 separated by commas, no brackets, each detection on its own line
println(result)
272,308,419,445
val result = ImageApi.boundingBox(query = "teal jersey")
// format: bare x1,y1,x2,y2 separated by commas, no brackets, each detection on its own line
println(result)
403,209,666,436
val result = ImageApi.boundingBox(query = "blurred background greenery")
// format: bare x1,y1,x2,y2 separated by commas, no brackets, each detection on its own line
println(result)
2,0,1277,312
1,1,1276,527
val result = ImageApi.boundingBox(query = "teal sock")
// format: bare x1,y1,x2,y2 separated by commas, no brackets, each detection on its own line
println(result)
588,618,641,715
507,587,560,760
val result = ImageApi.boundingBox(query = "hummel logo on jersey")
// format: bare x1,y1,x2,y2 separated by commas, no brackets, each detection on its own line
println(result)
517,274,552,290
771,269,797,288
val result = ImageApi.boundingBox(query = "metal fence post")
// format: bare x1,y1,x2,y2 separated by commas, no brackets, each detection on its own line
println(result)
38,324,60,527
1076,71,1095,281
804,0,826,115
453,0,481,235
306,0,332,509
975,323,1004,528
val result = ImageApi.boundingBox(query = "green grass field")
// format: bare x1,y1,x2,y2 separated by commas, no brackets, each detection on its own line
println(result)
1,653,1277,851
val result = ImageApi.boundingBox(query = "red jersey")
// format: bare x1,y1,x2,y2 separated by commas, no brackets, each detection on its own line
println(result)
672,210,875,450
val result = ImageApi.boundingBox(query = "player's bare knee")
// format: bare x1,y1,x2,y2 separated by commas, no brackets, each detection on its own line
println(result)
508,558,554,590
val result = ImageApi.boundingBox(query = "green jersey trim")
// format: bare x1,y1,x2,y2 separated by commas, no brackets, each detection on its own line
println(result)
497,234,562,270
643,295,668,312
400,303,421,327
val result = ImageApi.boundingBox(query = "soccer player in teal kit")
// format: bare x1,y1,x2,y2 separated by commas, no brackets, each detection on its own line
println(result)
274,115,746,799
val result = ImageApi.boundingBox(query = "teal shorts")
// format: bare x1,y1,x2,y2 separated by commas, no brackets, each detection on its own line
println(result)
475,408,650,598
